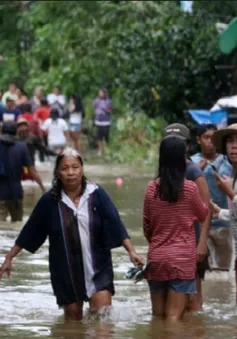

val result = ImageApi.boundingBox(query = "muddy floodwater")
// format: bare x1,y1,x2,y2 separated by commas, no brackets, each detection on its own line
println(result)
1,162,237,339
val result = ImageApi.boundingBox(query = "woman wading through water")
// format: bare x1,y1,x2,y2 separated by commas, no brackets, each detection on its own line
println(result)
143,135,209,320
0,148,143,321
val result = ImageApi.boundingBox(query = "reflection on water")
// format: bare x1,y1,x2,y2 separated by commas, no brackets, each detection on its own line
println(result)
1,163,237,338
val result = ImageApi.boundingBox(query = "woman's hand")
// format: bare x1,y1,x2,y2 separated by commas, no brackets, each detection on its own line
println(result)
129,251,145,266
0,258,12,279
214,173,234,199
209,200,221,218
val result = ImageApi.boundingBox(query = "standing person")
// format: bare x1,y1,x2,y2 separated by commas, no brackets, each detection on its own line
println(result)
143,135,208,320
68,94,85,152
0,96,21,123
30,87,44,112
93,88,112,156
164,123,212,311
34,98,51,161
0,148,143,321
15,88,29,108
191,124,232,270
2,82,18,106
17,119,56,166
0,122,46,222
210,124,237,292
47,86,66,116
41,108,69,153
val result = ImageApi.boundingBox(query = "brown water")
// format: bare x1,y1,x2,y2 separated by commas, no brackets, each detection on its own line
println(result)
0,162,237,339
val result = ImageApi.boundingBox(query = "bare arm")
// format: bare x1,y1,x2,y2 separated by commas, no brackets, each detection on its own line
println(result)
122,238,144,266
0,245,22,279
195,176,212,261
28,166,46,193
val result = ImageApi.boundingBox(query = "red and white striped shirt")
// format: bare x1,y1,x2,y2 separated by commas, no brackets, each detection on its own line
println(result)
143,180,208,281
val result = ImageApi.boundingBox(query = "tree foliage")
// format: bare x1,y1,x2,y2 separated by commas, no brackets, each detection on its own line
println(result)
0,0,236,123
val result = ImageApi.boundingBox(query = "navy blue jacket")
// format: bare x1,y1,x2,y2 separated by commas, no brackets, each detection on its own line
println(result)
16,186,129,306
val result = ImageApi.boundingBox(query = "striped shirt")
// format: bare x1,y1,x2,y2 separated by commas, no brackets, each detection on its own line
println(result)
143,180,208,281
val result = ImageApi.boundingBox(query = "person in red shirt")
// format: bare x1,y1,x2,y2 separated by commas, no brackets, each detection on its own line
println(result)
143,135,208,321
18,103,42,139
34,98,50,123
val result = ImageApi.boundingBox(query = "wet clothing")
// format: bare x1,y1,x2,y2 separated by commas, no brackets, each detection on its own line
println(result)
218,179,237,266
143,180,208,282
0,135,32,222
148,279,196,294
191,154,233,270
186,161,210,278
191,154,232,229
0,135,32,201
0,200,23,222
15,183,129,306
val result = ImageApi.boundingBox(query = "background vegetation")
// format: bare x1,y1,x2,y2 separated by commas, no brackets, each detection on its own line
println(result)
0,1,236,163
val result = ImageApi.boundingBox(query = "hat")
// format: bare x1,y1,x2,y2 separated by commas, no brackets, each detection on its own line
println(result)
1,121,17,135
212,123,237,151
164,123,191,140
17,118,29,126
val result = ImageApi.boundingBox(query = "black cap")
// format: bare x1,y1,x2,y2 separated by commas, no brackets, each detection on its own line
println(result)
2,121,17,135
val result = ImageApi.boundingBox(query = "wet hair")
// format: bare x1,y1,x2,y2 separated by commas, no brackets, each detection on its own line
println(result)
156,135,186,202
51,149,87,201
196,124,217,137
50,108,60,120
2,121,17,136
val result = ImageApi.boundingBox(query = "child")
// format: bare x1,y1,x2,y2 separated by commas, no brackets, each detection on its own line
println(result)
143,135,208,321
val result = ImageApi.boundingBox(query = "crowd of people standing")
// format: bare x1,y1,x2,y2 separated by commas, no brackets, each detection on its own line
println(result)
1,81,237,322
0,82,113,156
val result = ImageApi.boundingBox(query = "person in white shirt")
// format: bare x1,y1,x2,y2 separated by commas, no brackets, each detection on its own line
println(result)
47,86,66,116
2,82,18,106
41,108,69,153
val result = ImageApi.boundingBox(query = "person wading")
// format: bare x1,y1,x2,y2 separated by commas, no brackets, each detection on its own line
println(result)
0,122,45,222
191,124,232,271
164,123,212,311
0,148,144,321
143,135,208,320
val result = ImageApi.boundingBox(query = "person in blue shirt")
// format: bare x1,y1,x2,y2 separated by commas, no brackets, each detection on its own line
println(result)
0,96,21,123
191,124,233,270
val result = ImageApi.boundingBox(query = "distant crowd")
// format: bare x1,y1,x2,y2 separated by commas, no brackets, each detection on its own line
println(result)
0,82,113,156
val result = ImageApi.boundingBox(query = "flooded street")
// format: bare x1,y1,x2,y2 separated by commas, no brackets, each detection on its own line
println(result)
1,162,237,339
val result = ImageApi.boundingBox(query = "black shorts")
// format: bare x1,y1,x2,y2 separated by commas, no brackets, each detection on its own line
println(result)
97,126,110,143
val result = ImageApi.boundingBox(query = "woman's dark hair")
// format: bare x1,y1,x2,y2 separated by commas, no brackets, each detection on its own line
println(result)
51,153,87,200
22,103,32,113
40,98,48,106
70,94,84,115
156,135,187,202
50,108,60,120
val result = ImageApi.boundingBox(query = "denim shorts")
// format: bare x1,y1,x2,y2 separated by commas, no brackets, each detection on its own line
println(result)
148,279,196,295
70,123,81,132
